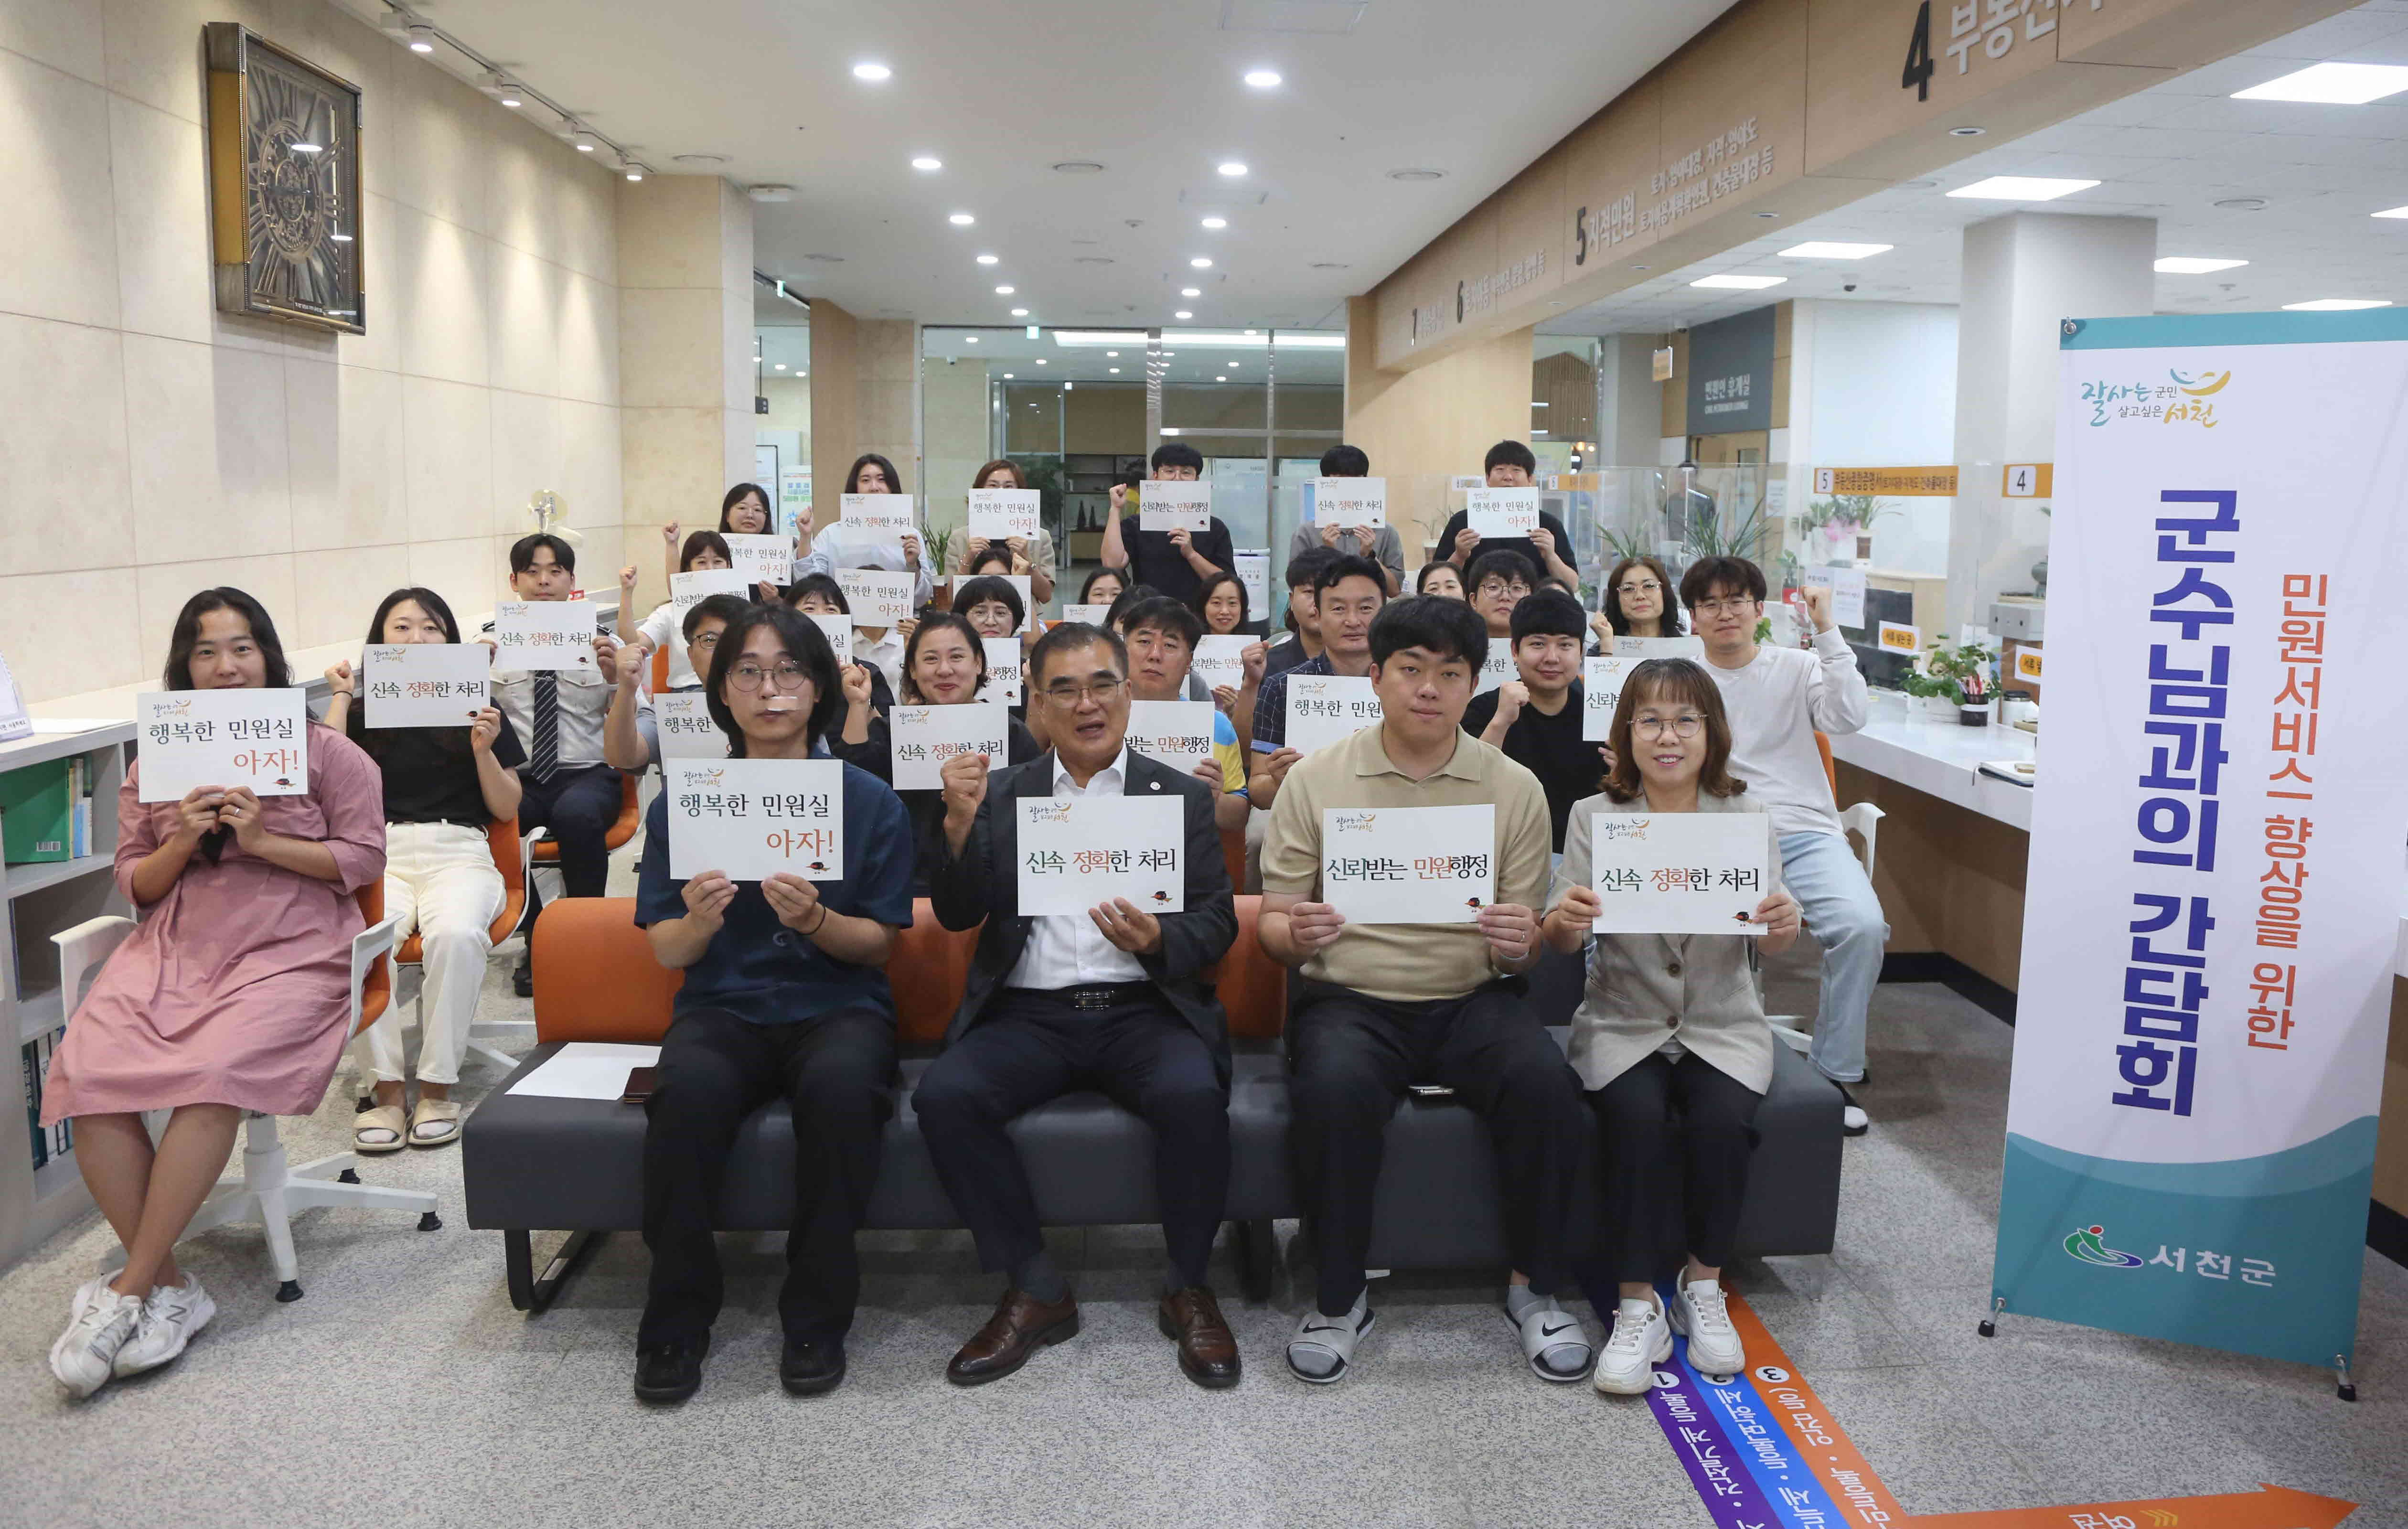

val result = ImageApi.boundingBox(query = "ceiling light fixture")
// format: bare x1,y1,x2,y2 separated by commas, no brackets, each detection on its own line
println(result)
851,61,892,82
1215,375,1227,382
975,253,999,265
2374,204,2408,219
1106,350,1119,356
1190,257,1213,268
773,363,786,371
995,285,1015,294
949,212,975,225
910,155,942,171
1160,428,1182,435
747,184,794,203
1690,274,1787,289
1051,160,1106,174
2155,256,2248,274
1779,241,1894,258
1243,68,1282,88
406,22,436,52
1948,125,1987,136
1386,167,1445,182
1035,358,1047,365
571,128,598,153
1180,287,1201,298
1011,308,1028,317
1216,160,1248,177
2283,298,2390,310
1109,366,1120,373
1002,372,1014,378
966,336,978,343
1201,216,1227,229
623,162,647,182
2233,62,2408,104
2215,197,2269,211
1947,176,2099,200
1175,310,1193,319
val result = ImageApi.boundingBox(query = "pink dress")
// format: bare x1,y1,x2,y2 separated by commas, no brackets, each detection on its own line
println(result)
40,723,387,1123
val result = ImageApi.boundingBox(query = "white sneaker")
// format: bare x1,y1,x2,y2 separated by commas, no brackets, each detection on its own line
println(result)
1509,1299,1592,1382
1285,1295,1375,1384
1671,1277,1744,1376
1593,1294,1671,1395
113,1274,215,1378
49,1284,143,1398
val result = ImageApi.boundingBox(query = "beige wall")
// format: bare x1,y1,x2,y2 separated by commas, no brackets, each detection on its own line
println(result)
801,300,917,524
1342,296,1532,560
921,356,991,538
0,0,621,701
760,376,810,434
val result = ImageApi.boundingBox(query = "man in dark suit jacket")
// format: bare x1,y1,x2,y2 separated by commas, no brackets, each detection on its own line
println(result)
917,621,1241,1390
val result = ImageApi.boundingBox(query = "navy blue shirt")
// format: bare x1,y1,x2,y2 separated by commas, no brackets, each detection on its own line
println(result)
634,761,917,1026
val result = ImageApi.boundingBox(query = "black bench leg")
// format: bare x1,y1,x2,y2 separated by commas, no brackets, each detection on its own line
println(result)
505,1229,605,1315
1234,1219,1277,1303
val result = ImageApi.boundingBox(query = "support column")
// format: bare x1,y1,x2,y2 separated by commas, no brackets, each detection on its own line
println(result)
1343,294,1532,563
1949,212,2155,631
804,299,920,529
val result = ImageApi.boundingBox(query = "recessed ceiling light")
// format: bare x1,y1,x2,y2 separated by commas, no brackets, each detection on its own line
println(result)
673,153,728,165
1386,168,1445,182
1160,428,1182,436
1109,366,1120,373
1190,257,1213,268
1201,216,1228,230
1217,161,1248,177
1181,287,1201,298
1754,211,1780,219
1011,308,1028,317
910,155,942,171
995,285,1015,295
1779,241,1894,258
1035,358,1047,365
2374,204,2408,219
1947,176,2099,201
1690,274,1787,289
2233,62,2408,104
1105,350,1119,356
2214,196,2269,211
1002,372,1014,378
966,336,978,343
406,22,436,52
1310,261,1349,270
773,363,786,371
1215,374,1228,382
2283,298,2390,310
1243,68,1282,88
851,61,892,82
1947,125,1987,137
2155,256,2249,274
975,254,999,267
1051,160,1106,174
949,212,975,225
1175,310,1193,319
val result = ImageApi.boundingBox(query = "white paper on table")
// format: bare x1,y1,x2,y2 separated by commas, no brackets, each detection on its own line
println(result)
0,649,29,743
360,644,490,728
976,638,1025,705
655,693,728,758
837,570,917,628
1478,638,1516,695
136,689,310,801
1138,480,1212,533
1322,803,1495,925
966,488,1041,542
671,567,751,613
1017,796,1184,915
1061,604,1113,627
1466,487,1540,538
888,704,1010,791
1285,674,1382,755
721,534,793,588
1311,477,1387,530
1126,700,1218,776
806,613,853,667
953,574,1033,633
1587,811,1767,935
664,757,845,881
1802,566,1868,629
1583,656,1641,741
1192,634,1252,692
506,1041,662,1101
839,493,919,543
1611,635,1707,660
492,599,599,673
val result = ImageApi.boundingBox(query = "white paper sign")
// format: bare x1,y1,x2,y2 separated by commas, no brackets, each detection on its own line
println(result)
492,599,598,672
977,637,1024,705
837,570,917,628
1466,487,1540,538
1233,549,1270,619
1584,656,1640,741
806,613,853,667
953,574,1033,634
655,693,729,758
888,704,1009,790
1062,604,1113,627
1285,674,1383,755
966,487,1041,542
1586,812,1767,934
1612,635,1707,660
1311,477,1387,530
1478,638,1516,695
1138,480,1212,533
671,567,750,613
1877,620,1922,657
664,758,845,881
1017,797,1185,915
1193,634,1252,692
1126,700,1218,776
0,650,29,743
840,493,918,541
360,644,489,728
722,534,792,588
1803,566,1868,629
136,689,309,802
1322,803,1496,924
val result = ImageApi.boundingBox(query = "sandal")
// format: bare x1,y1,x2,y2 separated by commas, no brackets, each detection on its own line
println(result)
353,1104,407,1154
408,1098,464,1148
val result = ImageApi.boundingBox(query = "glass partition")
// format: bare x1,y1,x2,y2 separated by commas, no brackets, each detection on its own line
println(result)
754,315,810,535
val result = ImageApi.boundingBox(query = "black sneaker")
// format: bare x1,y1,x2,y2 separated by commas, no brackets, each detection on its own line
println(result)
511,958,534,999
633,1335,708,1403
780,1337,846,1396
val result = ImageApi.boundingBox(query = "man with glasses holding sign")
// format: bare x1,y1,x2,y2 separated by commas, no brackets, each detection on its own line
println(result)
918,623,1242,1390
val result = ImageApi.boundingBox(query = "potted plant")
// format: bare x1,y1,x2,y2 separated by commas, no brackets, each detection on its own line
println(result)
1921,636,1998,726
1798,494,1896,567
1897,665,1963,722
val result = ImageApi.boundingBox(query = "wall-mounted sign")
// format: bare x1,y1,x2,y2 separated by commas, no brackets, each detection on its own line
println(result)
1812,465,1960,496
1651,346,1676,382
2002,463,2053,497
204,24,364,334
1685,306,1776,435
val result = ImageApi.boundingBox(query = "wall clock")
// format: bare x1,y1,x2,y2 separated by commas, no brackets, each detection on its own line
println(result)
203,22,365,334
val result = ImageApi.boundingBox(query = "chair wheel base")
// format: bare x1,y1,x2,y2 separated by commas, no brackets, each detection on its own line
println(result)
1977,1319,1996,1337
336,1168,360,1185
2338,1380,2357,1402
418,1211,442,1231
275,1279,303,1303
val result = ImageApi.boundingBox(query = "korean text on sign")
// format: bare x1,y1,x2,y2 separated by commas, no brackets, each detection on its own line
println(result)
1017,797,1185,917
2248,570,2329,1053
1310,477,1387,530
1801,567,1867,630
888,704,1009,791
978,638,1024,705
721,534,793,588
1192,635,1251,692
1584,656,1638,741
665,758,845,882
1126,700,1218,775
1479,638,1515,695
493,599,598,673
1321,804,1496,925
839,494,919,541
655,693,728,759
837,570,917,628
1286,675,1383,755
1466,487,1540,538
806,613,853,667
361,643,489,729
671,567,750,612
1587,812,1765,935
1138,480,1213,533
966,488,1040,542
1061,604,1113,627
136,688,310,802
1611,635,1706,661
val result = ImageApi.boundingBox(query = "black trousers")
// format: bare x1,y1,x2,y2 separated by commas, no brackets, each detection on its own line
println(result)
639,1004,897,1347
519,763,621,900
913,991,1230,1291
1288,979,1588,1316
1590,1052,1763,1284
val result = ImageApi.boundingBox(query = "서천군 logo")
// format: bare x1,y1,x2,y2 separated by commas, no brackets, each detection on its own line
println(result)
2063,1223,2144,1269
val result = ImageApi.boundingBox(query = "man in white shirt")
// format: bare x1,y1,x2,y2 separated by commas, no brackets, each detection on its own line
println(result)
1683,556,1887,1133
918,624,1241,1390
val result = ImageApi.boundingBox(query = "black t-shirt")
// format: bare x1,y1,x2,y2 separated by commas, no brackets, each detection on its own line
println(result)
1460,682,1596,851
1440,508,1575,583
1117,515,1236,605
344,702,527,827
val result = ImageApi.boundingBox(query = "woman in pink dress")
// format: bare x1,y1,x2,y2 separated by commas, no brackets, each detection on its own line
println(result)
44,588,386,1398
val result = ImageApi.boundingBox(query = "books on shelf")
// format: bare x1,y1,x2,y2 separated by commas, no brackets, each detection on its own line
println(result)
20,1027,68,1171
0,747,99,866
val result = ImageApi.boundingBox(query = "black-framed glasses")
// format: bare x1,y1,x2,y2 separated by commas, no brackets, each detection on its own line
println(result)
1478,580,1531,599
1692,597,1757,616
728,660,811,692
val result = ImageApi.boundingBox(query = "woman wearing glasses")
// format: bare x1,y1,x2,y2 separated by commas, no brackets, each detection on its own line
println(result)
630,603,916,1403
1594,555,1685,653
1539,658,1800,1397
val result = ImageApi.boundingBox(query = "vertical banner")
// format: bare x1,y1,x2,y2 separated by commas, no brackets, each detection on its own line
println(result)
1995,311,2408,1369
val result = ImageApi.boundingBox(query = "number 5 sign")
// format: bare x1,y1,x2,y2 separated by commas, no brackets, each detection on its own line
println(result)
1813,467,1835,493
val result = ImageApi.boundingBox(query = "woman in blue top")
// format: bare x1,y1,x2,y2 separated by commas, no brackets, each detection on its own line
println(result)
630,603,916,1405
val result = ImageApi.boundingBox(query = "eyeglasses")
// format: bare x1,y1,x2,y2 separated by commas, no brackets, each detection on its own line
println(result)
1039,677,1127,706
692,632,722,649
727,660,811,691
1691,597,1757,616
1616,580,1663,597
1631,713,1706,739
1477,580,1530,599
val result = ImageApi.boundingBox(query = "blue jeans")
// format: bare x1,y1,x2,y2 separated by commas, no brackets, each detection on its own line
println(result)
1777,831,1888,1084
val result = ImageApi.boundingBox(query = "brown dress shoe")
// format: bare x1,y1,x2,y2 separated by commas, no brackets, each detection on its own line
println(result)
1158,1285,1241,1389
946,1288,1080,1386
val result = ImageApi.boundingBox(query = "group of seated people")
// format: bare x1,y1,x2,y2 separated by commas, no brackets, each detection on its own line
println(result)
37,438,1889,1413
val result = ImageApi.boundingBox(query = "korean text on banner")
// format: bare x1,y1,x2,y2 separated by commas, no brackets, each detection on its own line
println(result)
1992,309,2408,1373
1286,675,1382,755
838,570,917,628
1467,487,1539,538
1192,635,1251,692
966,488,1041,542
1876,621,1920,655
136,689,309,802
1586,813,1765,935
1126,701,1217,775
493,600,598,673
1062,604,1113,627
1321,804,1495,925
655,694,728,759
954,575,1033,633
806,613,853,667
671,568,750,612
978,639,1024,705
1311,477,1387,530
664,758,845,882
361,644,489,728
1139,480,1212,533
1233,550,1270,618
887,704,1008,791
1802,567,1868,629
1478,638,1515,695
721,534,793,588
1584,656,1638,741
1614,635,1707,661
839,494,918,541
1017,797,1185,916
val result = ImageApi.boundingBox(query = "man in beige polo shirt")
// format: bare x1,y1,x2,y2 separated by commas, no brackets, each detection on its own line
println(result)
1258,595,1592,1387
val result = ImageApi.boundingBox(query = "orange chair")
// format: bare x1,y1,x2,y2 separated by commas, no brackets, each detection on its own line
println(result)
54,885,438,1303
522,772,642,911
651,642,671,693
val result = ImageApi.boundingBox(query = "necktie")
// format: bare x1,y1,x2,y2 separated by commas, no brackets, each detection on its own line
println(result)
529,671,559,782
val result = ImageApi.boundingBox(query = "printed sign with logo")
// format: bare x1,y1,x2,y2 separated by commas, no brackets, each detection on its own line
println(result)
1466,487,1540,538
2078,367,2231,431
1138,479,1212,533
1877,620,1921,655
1801,567,1868,630
977,638,1024,705
1479,638,1516,695
360,644,489,728
952,574,1033,634
1286,674,1383,755
837,570,916,628
1322,804,1496,925
839,493,918,541
1612,635,1707,661
1017,796,1185,916
721,534,793,588
1061,604,1113,627
1587,812,1766,935
1233,549,1269,617
1310,477,1387,530
1584,656,1639,741
136,689,309,802
655,693,728,759
887,704,1009,790
492,599,598,673
966,487,1040,542
664,758,844,881
805,613,853,667
1193,634,1252,693
1126,700,1218,776
671,567,750,613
